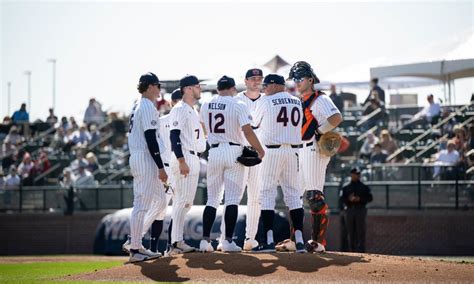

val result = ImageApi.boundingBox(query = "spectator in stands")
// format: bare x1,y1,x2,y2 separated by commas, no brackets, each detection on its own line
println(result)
156,98,170,115
4,165,20,190
69,117,79,131
49,127,66,152
440,109,457,137
83,98,105,126
85,152,99,172
34,151,51,176
452,124,467,153
4,126,24,146
60,116,69,130
89,124,101,146
46,108,58,125
408,94,441,127
72,125,91,147
370,143,388,164
360,132,379,160
433,140,460,179
70,150,88,174
17,152,35,185
1,140,17,171
11,103,29,123
340,167,373,253
0,169,5,189
329,84,344,113
468,124,474,151
362,94,386,131
74,165,96,187
2,116,12,125
379,129,398,155
364,78,385,105
60,168,76,188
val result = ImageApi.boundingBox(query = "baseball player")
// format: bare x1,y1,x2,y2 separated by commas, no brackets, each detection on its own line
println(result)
286,61,342,253
199,75,265,253
122,89,182,254
251,74,305,253
127,72,168,263
217,68,264,251
168,75,207,255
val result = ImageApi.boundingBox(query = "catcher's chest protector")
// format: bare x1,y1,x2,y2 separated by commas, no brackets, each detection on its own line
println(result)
301,91,323,140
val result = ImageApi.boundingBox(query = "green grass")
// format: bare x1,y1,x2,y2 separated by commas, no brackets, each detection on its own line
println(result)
0,261,123,283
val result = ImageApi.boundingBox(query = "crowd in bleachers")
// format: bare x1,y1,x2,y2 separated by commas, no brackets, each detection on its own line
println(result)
0,98,129,190
0,82,472,192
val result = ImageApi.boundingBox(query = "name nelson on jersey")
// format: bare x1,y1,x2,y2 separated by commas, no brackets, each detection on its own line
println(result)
271,97,301,106
208,103,226,110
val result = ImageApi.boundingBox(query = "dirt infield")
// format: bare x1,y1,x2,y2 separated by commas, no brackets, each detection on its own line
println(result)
62,252,474,283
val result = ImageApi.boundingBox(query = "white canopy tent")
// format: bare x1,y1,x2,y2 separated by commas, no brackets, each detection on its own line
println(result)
370,58,474,104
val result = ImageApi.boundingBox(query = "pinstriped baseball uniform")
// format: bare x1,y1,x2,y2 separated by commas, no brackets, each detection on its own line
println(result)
169,101,206,244
253,92,303,211
301,94,340,193
142,114,174,236
128,98,168,250
230,91,263,240
200,95,251,209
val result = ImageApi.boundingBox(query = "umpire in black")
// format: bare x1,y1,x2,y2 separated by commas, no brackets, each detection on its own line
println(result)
340,167,373,253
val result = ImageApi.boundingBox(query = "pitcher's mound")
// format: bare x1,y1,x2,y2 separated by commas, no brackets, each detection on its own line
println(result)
66,252,474,283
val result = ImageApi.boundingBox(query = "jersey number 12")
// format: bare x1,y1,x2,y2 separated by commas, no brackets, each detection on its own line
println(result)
209,113,225,133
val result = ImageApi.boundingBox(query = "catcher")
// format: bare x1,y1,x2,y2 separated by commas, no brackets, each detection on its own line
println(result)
277,61,343,253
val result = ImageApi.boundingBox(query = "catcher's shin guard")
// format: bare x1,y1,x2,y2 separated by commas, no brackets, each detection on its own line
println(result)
306,190,329,246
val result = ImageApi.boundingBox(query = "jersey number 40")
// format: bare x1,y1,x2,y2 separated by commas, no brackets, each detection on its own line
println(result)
277,106,300,127
209,113,225,133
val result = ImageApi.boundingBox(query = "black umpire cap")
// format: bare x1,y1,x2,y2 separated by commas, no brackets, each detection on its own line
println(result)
350,167,361,175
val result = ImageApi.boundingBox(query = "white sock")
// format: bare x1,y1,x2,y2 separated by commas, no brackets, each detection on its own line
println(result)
295,230,303,244
267,230,274,245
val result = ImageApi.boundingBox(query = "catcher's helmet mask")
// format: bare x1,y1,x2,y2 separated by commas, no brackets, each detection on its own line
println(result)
288,61,320,84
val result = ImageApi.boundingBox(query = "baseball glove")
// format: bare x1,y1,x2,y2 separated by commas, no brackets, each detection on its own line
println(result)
318,131,342,157
237,146,262,167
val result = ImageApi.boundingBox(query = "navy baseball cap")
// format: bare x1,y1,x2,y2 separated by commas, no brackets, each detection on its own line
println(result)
180,75,200,88
171,89,183,101
350,167,361,174
245,68,263,79
263,74,285,86
217,75,236,91
139,72,160,85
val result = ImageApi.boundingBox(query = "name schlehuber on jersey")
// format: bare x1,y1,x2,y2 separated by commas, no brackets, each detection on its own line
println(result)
209,103,227,110
271,97,301,106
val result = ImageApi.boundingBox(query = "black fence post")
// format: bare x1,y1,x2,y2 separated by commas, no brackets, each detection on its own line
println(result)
385,184,390,209
43,187,47,212
417,166,421,210
120,183,124,209
19,183,23,213
455,169,459,210
95,187,99,210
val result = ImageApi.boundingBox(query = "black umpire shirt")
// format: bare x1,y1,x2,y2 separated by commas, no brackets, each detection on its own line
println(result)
340,180,373,208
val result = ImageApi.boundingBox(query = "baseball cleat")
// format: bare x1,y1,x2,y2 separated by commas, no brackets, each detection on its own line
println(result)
251,243,276,253
305,240,326,253
243,238,259,251
164,246,183,257
295,242,307,253
275,239,296,252
122,238,131,254
199,240,214,253
173,240,196,253
127,248,161,264
221,240,242,253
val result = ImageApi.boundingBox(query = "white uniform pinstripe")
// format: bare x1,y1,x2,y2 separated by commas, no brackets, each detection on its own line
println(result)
219,91,263,240
253,92,303,210
301,95,341,193
142,114,173,236
128,98,167,250
200,95,251,209
169,101,206,244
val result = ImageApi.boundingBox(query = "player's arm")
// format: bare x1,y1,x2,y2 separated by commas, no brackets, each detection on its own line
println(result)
316,97,343,135
242,124,265,159
144,129,165,169
237,102,265,158
141,105,167,183
169,108,190,175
